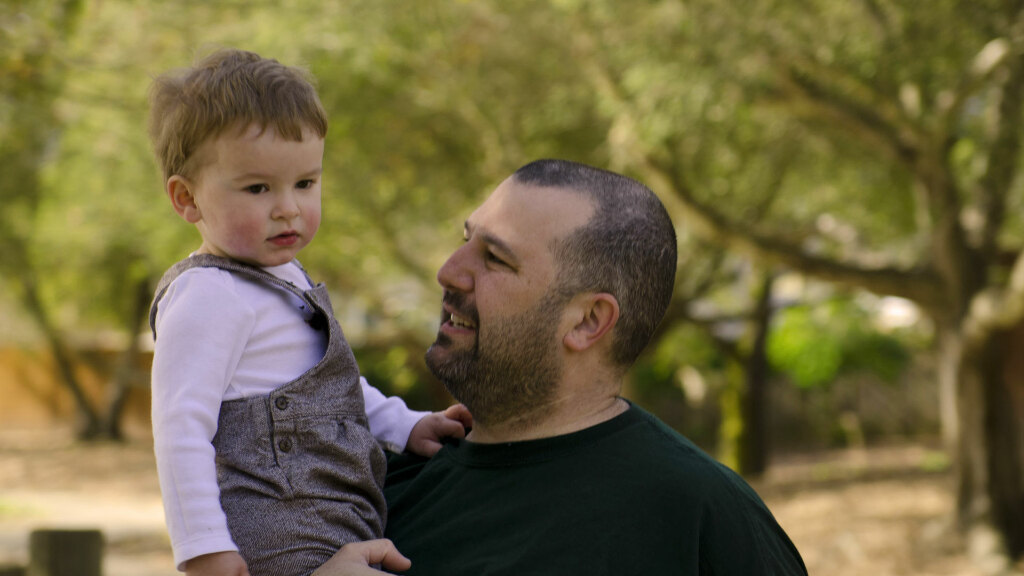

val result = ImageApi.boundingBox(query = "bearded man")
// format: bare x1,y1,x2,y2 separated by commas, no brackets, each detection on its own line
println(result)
315,159,807,576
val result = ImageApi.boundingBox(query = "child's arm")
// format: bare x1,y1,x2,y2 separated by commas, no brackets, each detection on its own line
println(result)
361,379,472,456
152,270,253,569
405,404,473,457
185,551,250,576
360,379,430,453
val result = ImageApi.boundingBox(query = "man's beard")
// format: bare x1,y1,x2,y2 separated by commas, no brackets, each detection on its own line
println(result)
425,289,565,429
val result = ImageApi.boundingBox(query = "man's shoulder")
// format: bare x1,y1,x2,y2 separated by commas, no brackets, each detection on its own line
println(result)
618,406,722,466
385,450,432,482
615,406,759,495
383,446,442,499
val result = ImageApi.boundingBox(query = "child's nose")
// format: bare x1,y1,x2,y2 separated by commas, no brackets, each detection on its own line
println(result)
273,193,300,219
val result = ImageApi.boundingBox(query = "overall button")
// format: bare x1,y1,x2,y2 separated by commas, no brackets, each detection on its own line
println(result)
278,438,293,452
274,397,289,410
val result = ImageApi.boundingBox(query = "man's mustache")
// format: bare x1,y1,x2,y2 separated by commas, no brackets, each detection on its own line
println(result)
441,291,479,326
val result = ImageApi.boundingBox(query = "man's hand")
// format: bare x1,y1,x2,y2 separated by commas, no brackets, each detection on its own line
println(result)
184,550,250,576
312,539,412,576
406,404,473,457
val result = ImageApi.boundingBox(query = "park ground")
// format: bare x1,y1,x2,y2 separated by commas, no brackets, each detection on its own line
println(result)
0,426,1014,576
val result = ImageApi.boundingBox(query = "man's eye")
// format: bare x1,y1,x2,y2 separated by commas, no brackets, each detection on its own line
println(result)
486,251,506,266
245,184,269,194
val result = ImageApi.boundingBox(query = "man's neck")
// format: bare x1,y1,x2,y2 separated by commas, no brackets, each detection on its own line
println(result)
466,394,628,444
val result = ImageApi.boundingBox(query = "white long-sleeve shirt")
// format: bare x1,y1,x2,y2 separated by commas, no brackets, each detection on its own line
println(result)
151,262,427,569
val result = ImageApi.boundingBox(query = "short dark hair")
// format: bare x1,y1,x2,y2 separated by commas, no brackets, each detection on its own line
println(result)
148,48,327,182
512,159,677,368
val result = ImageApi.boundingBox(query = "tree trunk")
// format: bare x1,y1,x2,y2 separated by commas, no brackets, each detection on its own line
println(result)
738,272,774,477
950,320,1024,565
717,269,775,477
2,0,92,439
101,276,153,439
20,274,103,439
987,321,1024,557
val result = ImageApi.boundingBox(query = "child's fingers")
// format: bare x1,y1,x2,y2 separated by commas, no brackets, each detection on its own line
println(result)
443,403,473,429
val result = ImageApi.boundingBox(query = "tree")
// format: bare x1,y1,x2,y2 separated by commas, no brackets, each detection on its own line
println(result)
2,0,370,437
559,0,1024,564
0,0,106,437
12,2,1018,565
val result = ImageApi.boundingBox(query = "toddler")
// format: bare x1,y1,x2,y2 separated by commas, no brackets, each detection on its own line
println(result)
147,49,468,576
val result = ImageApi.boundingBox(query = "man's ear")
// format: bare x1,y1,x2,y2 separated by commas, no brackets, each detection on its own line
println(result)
167,175,202,223
563,293,619,352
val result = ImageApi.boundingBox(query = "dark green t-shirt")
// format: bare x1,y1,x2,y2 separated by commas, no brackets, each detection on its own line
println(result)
384,404,807,575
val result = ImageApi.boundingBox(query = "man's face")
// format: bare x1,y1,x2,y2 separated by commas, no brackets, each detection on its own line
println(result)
425,178,595,426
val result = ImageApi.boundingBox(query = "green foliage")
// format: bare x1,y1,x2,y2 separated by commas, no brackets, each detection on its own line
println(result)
768,299,911,389
652,324,724,379
631,323,724,397
768,306,845,388
3,0,1018,431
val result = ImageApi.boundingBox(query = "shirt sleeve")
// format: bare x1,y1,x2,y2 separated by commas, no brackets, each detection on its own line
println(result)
360,377,430,453
698,466,808,575
151,270,254,569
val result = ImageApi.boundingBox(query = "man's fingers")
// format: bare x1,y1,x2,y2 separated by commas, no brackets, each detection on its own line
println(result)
356,539,413,571
313,540,412,576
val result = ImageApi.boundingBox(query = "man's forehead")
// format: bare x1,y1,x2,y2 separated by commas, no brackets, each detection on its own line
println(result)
466,180,595,243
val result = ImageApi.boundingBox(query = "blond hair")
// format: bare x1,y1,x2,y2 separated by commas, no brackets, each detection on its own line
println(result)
148,48,328,182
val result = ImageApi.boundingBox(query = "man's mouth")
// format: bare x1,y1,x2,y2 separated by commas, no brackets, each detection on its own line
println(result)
449,312,476,329
440,291,477,334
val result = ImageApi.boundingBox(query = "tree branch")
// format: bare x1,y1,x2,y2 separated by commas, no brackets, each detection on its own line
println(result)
976,7,1024,257
572,13,946,311
964,249,1024,347
764,52,923,173
637,159,947,309
857,0,894,43
938,38,1012,143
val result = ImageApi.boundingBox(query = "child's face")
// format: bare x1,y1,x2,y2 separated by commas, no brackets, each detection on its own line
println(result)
178,123,325,268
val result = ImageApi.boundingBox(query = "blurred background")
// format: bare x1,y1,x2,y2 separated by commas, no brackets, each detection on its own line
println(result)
2,0,1023,574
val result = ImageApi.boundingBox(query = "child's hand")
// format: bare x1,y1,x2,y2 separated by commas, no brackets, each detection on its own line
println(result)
185,550,250,576
405,404,473,457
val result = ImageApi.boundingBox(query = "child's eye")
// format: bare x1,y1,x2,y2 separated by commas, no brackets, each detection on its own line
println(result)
296,179,315,190
244,184,269,194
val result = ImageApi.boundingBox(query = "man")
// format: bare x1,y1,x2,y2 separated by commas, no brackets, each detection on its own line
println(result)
317,159,807,575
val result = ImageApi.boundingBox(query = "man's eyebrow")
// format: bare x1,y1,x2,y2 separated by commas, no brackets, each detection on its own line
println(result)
465,220,519,265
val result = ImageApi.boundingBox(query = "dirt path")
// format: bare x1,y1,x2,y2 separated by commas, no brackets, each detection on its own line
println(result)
755,445,986,576
0,427,1007,575
0,428,173,575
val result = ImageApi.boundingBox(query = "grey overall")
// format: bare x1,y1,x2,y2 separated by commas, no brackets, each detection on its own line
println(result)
149,254,386,576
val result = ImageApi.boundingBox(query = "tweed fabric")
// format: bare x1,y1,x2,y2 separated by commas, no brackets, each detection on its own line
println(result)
151,254,386,576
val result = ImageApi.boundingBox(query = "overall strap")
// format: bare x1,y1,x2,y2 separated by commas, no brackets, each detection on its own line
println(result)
148,254,321,338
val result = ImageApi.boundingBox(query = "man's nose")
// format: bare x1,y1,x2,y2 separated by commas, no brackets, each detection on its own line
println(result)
437,244,474,293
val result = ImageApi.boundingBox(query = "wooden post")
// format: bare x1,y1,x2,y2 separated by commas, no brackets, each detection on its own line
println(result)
0,564,26,576
28,529,102,576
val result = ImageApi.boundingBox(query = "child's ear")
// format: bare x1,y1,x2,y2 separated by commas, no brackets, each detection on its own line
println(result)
167,175,201,223
563,293,619,353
